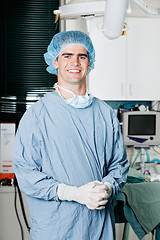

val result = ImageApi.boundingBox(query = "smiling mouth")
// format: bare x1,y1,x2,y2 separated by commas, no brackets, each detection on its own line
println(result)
68,69,81,73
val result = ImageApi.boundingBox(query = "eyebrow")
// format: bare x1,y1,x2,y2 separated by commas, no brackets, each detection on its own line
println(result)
61,53,88,57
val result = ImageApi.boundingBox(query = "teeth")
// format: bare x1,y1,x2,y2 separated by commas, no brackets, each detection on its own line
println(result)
68,70,80,73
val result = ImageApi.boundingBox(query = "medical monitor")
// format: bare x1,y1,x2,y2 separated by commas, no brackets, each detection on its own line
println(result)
122,111,160,147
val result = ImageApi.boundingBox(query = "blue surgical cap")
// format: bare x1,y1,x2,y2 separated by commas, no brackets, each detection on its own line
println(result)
44,31,95,75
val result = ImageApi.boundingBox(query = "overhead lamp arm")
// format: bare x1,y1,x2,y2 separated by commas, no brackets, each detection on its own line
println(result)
102,0,129,40
133,0,160,15
102,0,160,39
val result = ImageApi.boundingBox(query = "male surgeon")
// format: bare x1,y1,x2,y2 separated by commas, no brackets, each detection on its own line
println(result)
13,31,130,240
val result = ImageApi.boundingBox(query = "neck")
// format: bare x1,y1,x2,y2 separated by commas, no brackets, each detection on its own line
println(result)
56,81,87,99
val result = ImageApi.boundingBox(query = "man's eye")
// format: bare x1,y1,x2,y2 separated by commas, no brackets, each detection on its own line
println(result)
79,56,86,60
64,55,70,59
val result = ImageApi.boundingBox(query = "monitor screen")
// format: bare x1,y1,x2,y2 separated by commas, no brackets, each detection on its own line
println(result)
128,115,156,135
122,111,160,146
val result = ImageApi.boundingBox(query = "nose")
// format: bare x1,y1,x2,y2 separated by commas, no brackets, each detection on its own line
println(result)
71,56,80,66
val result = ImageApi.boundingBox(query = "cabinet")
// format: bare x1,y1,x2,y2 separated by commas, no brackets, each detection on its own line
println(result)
88,17,160,100
89,17,127,100
126,17,160,100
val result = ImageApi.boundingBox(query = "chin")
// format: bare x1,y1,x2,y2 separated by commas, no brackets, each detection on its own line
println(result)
71,80,85,85
66,77,85,84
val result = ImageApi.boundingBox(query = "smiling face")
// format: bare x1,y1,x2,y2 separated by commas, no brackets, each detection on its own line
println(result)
53,44,90,89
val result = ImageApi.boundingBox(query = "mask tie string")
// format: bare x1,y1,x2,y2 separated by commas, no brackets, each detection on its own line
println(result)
54,83,75,99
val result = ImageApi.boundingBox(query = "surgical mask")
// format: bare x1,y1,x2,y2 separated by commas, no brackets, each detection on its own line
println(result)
54,83,93,109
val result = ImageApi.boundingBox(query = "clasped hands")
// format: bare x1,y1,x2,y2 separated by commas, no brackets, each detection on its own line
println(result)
73,181,111,210
57,180,112,210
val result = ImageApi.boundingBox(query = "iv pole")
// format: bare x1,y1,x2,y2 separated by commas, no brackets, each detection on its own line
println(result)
140,147,145,174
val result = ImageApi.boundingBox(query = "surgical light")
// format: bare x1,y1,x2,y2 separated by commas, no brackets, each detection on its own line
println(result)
54,0,160,40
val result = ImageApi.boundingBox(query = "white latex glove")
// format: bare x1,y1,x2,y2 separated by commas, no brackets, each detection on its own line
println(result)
73,180,109,210
57,181,110,210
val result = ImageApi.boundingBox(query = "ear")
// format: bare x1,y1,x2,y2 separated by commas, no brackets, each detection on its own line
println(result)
53,58,58,69
87,62,90,71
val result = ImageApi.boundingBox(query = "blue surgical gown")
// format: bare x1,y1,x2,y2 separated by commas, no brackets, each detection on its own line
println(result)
13,91,129,240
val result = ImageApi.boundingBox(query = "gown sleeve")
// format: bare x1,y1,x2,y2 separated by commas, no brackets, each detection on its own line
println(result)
13,106,59,202
102,110,130,199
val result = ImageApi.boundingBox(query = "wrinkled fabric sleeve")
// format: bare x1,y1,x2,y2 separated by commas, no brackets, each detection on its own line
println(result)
13,107,59,201
102,111,130,199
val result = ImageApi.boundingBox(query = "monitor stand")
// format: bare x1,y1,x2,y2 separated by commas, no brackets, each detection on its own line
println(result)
140,147,146,174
